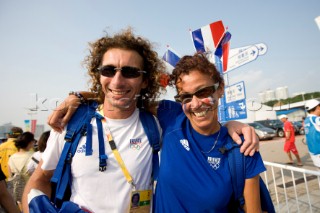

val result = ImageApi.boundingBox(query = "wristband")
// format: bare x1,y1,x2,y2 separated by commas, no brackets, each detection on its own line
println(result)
69,91,86,104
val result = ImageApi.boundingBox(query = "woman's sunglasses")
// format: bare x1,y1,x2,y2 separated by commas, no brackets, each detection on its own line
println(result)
98,65,146,79
174,83,220,103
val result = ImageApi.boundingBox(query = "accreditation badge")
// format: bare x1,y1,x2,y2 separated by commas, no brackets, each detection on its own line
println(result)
129,190,152,213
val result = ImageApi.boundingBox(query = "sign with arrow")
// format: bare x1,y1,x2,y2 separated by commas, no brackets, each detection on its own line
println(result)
225,81,246,103
223,42,268,73
225,45,259,73
219,81,247,121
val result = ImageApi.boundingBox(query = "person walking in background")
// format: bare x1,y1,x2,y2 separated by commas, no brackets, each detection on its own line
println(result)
0,164,20,213
8,132,35,210
279,114,303,166
304,99,320,169
27,131,50,175
0,126,23,179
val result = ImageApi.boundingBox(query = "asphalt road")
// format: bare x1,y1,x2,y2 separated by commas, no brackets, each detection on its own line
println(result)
259,135,319,171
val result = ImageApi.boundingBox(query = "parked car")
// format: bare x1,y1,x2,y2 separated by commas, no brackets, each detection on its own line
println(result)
255,119,285,137
248,122,276,140
292,121,305,135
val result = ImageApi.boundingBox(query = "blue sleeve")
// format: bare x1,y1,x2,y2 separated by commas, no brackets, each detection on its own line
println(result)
245,151,266,179
157,100,183,132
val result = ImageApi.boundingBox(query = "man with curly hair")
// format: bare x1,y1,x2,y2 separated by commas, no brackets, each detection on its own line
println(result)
23,28,166,213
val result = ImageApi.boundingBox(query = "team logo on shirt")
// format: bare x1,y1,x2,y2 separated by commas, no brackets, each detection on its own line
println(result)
180,139,190,151
130,138,142,150
207,157,220,170
76,144,86,153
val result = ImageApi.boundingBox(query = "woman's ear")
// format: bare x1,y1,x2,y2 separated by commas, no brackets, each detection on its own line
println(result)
218,82,225,98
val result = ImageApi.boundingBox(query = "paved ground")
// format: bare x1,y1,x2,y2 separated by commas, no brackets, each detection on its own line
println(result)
259,135,318,171
259,135,320,212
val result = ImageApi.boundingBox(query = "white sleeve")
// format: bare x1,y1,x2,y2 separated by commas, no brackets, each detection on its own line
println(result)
41,129,67,171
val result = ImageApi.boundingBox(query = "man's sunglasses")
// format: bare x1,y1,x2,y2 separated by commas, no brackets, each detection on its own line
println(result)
97,65,146,79
174,83,220,103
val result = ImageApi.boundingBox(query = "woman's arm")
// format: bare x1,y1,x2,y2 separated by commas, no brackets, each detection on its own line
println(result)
243,175,262,213
47,91,96,132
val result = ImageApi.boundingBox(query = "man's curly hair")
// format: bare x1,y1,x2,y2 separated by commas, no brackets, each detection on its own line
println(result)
84,27,165,109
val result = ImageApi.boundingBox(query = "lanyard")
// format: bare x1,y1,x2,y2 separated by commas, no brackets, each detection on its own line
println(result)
99,108,135,188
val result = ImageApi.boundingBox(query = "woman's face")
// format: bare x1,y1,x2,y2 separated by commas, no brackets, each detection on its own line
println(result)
176,70,224,135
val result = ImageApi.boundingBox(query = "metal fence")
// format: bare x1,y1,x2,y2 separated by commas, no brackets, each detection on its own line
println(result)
262,161,320,213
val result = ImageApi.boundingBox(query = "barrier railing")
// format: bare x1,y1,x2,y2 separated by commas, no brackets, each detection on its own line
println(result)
262,161,320,213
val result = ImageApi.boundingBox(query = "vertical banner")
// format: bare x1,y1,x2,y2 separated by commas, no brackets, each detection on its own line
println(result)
24,120,31,132
31,120,37,134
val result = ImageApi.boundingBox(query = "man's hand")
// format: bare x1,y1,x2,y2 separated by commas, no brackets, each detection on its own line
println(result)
224,121,259,156
47,96,81,132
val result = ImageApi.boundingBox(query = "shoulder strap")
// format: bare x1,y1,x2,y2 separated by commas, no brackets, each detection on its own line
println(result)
12,155,31,174
139,110,160,180
219,137,245,212
50,101,98,207
31,156,39,164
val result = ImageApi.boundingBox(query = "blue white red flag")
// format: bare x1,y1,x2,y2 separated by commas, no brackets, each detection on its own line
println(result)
162,47,180,68
190,20,226,53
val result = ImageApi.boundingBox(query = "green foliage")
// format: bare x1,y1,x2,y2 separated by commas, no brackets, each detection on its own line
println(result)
263,92,320,107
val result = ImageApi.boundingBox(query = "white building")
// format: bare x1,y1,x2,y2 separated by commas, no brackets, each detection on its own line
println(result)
265,90,276,102
275,86,289,100
258,92,267,103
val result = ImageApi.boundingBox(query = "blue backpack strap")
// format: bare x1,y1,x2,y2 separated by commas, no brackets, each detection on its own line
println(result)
51,101,98,207
219,137,245,213
220,137,276,213
139,110,160,180
95,112,108,172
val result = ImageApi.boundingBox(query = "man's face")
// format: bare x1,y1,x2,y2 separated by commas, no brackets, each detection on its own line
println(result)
100,48,147,112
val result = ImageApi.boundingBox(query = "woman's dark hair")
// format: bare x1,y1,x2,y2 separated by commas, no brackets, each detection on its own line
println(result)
37,131,50,152
170,53,224,92
14,132,34,150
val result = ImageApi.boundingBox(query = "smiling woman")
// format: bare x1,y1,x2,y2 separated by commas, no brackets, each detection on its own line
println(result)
154,53,267,212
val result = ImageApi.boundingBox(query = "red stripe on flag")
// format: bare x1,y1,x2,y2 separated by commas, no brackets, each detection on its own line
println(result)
209,21,225,48
222,41,230,72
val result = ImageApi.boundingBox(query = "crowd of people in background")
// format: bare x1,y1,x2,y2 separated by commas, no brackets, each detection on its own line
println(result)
0,127,49,212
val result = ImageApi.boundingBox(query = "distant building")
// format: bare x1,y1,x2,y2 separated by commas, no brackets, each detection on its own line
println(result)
265,90,276,102
275,86,289,100
258,92,267,103
0,123,14,139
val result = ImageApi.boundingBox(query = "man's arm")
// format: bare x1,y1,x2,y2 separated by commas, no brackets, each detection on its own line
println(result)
285,130,291,140
224,121,259,156
22,160,54,213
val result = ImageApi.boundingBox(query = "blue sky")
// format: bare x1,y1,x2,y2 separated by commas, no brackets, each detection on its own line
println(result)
1,0,319,130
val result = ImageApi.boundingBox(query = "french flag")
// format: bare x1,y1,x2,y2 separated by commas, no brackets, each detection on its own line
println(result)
162,47,181,70
191,20,226,54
